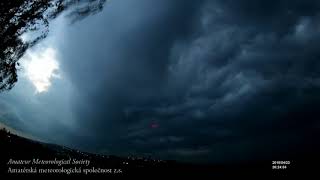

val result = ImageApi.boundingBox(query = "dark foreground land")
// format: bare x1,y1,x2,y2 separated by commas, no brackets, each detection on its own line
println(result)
0,128,318,177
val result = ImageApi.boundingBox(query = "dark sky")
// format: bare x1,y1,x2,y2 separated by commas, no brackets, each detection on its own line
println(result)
1,0,320,163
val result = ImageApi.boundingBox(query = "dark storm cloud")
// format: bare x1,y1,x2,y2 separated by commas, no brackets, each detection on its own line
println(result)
32,0,320,162
57,0,206,149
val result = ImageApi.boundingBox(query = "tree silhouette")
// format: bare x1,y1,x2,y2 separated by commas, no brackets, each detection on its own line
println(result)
0,0,106,91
